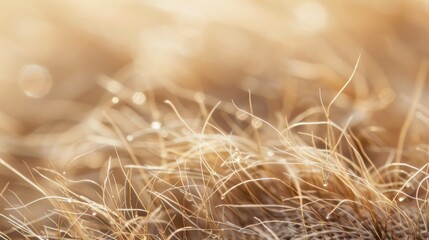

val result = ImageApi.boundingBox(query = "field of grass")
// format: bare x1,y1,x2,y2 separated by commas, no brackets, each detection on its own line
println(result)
1,0,429,239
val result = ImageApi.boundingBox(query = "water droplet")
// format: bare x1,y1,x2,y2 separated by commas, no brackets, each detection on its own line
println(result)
398,196,406,202
325,214,331,220
132,92,146,105
92,212,97,216
232,152,241,162
111,97,120,104
251,118,262,129
18,64,52,98
185,193,193,201
266,151,274,157
322,179,328,187
126,135,134,142
67,198,72,203
405,182,412,188
235,111,248,121
151,121,161,130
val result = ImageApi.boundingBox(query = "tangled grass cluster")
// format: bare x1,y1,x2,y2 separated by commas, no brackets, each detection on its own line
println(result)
1,0,429,239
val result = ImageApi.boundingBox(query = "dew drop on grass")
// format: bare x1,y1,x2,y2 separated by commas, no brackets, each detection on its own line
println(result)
19,64,52,98
232,152,241,162
151,121,161,130
67,198,72,203
266,151,274,157
132,92,146,105
126,135,134,142
251,118,262,129
111,96,120,104
92,212,97,216
322,179,328,187
185,193,193,202
235,111,248,121
398,196,406,202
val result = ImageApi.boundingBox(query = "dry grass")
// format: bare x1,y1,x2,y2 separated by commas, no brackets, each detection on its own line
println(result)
1,0,429,239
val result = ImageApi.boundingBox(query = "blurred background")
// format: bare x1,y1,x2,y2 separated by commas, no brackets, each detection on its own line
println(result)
1,0,429,174
1,0,427,131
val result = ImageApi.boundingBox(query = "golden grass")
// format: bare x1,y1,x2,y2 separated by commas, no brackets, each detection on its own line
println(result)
1,0,429,239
